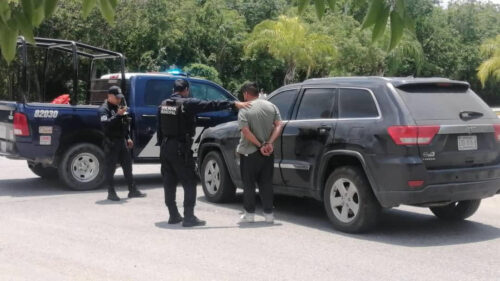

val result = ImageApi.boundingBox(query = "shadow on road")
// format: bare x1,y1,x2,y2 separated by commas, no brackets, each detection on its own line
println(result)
154,221,282,230
0,173,163,198
95,198,130,205
199,193,500,248
1,173,498,247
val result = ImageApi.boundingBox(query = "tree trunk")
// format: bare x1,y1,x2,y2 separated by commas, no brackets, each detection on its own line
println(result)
306,65,312,79
284,62,296,85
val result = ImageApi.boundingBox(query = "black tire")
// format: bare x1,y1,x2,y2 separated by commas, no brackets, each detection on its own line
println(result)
58,143,106,191
430,200,481,220
27,161,58,179
323,166,381,233
201,151,236,203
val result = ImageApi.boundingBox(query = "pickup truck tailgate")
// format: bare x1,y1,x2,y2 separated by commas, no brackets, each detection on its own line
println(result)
0,101,17,156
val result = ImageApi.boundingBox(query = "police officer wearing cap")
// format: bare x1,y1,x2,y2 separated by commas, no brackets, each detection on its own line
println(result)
99,86,146,201
157,79,250,227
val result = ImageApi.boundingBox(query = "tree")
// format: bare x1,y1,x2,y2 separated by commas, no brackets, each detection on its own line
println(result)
1,0,418,63
0,0,118,62
297,0,414,51
185,63,223,85
478,35,500,87
245,16,336,84
226,0,287,28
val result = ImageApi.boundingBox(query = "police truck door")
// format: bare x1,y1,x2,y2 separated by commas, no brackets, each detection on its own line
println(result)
135,77,174,159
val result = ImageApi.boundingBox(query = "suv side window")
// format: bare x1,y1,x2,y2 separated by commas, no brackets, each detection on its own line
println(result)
144,79,174,106
296,88,336,120
339,88,379,118
268,89,299,120
190,82,229,101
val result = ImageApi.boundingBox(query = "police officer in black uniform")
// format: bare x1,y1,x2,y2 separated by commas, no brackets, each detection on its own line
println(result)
99,86,146,201
158,79,250,227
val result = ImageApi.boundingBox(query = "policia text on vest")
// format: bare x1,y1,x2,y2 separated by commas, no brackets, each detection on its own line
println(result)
157,79,251,227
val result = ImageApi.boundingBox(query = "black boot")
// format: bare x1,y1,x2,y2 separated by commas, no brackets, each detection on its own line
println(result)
168,206,183,224
182,208,205,227
107,189,120,201
182,216,206,227
128,185,146,198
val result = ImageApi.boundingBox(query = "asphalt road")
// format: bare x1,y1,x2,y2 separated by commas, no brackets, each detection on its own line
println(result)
0,157,499,281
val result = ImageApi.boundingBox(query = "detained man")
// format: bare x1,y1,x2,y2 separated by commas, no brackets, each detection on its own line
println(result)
237,82,283,223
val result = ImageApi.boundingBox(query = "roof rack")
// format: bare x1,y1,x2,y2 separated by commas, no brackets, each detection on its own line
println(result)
16,37,126,105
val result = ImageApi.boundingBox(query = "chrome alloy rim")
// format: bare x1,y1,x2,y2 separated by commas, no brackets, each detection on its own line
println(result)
204,159,221,195
330,178,360,223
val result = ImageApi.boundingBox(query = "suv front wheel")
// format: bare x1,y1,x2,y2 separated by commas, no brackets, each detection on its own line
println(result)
201,151,236,203
324,166,381,233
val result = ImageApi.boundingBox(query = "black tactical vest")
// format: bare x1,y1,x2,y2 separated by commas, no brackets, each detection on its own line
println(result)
160,99,194,139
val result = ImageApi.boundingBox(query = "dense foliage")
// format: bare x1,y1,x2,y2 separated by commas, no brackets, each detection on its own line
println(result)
1,0,499,104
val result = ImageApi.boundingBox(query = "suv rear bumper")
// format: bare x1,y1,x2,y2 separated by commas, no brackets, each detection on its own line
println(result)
377,178,500,207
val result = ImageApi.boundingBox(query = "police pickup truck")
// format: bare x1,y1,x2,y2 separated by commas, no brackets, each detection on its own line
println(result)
0,38,237,190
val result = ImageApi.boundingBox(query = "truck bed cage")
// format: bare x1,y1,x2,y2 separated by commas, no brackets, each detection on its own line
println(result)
16,37,126,105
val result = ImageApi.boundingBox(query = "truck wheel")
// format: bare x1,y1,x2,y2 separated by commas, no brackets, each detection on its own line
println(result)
430,200,481,220
58,143,106,191
27,161,58,179
323,166,381,233
201,151,236,203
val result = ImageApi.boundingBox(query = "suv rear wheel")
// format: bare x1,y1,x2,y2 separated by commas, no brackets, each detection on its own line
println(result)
201,151,236,203
429,200,481,220
324,166,381,233
58,143,106,191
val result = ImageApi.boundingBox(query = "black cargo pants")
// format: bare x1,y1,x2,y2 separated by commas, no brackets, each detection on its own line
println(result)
240,151,274,214
104,138,136,192
160,138,197,218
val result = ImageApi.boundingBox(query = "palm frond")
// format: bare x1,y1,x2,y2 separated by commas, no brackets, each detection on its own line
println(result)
477,35,500,87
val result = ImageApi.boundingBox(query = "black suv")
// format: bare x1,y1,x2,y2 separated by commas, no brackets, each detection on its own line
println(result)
197,77,500,233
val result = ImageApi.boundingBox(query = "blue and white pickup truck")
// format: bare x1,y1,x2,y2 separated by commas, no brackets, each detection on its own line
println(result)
0,38,238,190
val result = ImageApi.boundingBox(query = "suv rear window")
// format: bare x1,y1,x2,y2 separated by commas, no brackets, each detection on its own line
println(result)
339,88,379,118
396,84,495,120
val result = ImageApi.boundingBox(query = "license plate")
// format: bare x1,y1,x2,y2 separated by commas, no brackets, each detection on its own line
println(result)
458,135,477,151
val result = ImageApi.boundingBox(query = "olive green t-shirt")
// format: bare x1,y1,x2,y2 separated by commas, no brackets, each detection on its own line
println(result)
237,99,282,155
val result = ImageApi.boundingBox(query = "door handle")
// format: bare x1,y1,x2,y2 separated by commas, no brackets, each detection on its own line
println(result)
318,126,331,135
142,114,156,118
197,116,211,121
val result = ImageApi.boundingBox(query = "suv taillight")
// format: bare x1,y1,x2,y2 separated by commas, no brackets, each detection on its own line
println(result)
387,126,440,145
13,112,30,136
494,124,500,142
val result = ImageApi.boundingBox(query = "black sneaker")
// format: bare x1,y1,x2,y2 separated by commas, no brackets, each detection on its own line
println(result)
128,190,146,198
168,215,183,224
107,191,120,201
182,216,206,227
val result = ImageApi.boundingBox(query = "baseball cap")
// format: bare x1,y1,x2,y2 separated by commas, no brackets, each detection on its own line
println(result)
108,86,125,99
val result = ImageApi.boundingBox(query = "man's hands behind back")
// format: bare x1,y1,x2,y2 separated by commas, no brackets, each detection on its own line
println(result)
260,143,273,157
